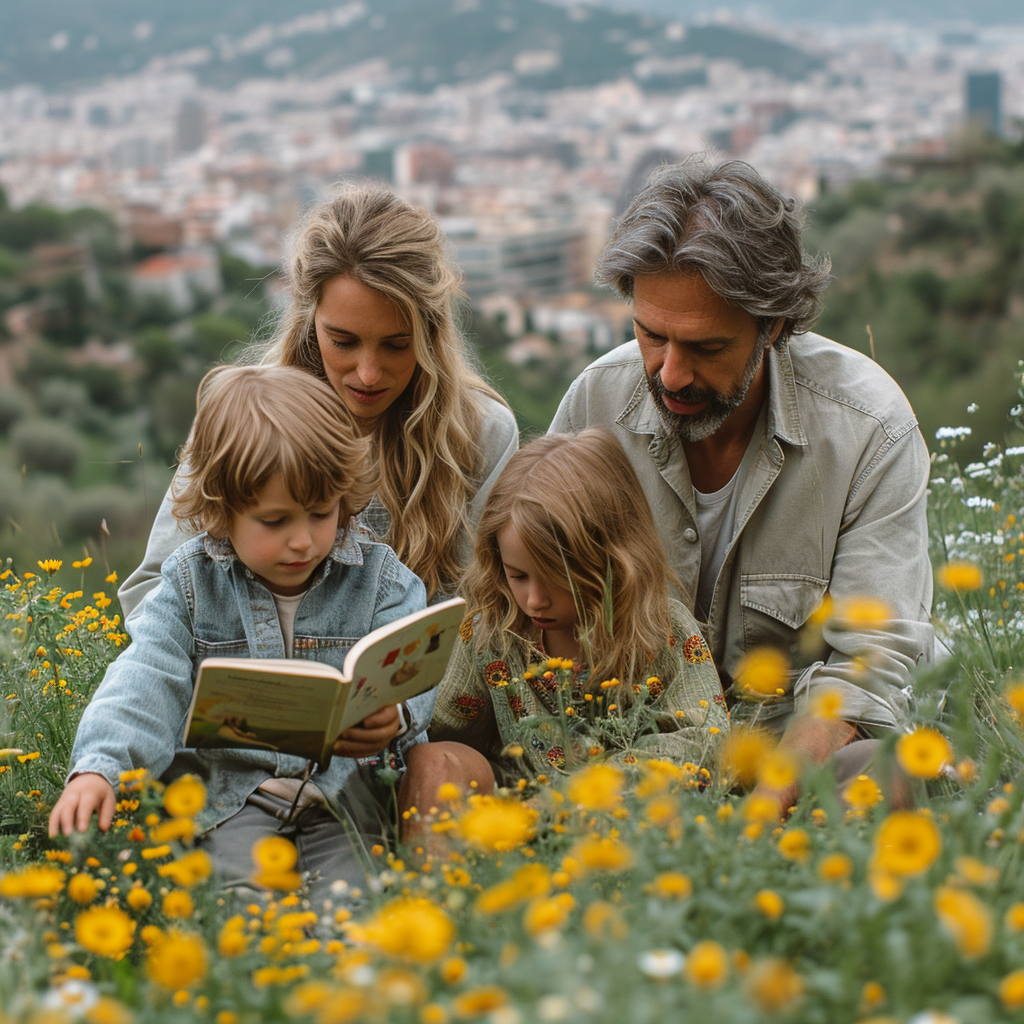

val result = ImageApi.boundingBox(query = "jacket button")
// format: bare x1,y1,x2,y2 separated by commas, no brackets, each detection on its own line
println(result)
683,528,698,543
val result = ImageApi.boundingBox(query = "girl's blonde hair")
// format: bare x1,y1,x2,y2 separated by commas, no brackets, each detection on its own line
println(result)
463,428,677,688
172,365,375,537
261,183,507,599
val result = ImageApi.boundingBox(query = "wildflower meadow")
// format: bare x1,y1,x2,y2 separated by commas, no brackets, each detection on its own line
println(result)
1,369,1024,1024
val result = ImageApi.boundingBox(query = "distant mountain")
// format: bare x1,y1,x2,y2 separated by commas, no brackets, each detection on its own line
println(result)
601,0,1024,26
0,0,823,93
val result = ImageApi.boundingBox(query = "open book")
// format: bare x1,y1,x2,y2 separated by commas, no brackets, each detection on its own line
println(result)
183,597,466,768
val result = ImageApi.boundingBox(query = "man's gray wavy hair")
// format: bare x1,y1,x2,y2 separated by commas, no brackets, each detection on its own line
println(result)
597,156,832,342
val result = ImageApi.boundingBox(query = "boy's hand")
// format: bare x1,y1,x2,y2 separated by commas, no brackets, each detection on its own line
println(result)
48,773,117,837
333,704,401,759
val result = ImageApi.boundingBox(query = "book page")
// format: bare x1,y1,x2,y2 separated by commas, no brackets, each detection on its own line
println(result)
185,663,342,763
336,597,466,732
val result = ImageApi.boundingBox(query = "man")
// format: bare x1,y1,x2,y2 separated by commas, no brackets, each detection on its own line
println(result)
550,157,932,809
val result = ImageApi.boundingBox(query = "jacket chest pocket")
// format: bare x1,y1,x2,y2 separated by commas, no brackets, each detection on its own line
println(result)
292,635,359,674
193,637,251,665
740,574,829,654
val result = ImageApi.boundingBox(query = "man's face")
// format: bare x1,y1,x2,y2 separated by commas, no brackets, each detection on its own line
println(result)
633,271,773,443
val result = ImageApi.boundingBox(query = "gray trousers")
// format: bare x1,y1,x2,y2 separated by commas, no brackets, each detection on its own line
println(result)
202,789,387,911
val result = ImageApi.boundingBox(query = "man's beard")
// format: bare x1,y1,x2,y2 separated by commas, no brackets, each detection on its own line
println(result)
646,340,767,443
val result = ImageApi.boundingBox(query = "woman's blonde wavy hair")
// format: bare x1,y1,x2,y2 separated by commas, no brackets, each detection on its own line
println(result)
261,183,506,600
172,365,375,538
463,429,678,690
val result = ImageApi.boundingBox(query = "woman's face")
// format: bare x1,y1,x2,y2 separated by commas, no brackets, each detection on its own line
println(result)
314,275,418,423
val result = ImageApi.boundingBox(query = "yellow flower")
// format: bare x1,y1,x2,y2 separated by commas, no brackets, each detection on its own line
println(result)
84,996,133,1024
745,958,803,1013
349,897,454,963
818,852,853,882
953,855,998,886
843,774,884,813
743,792,781,824
569,835,634,874
734,647,789,696
440,956,467,985
158,850,213,888
0,865,66,898
38,559,63,574
451,985,508,1018
869,868,903,902
456,795,537,853
582,900,628,940
105,571,118,585
251,834,300,890
145,929,208,989
810,687,844,720
75,905,136,958
720,726,776,788
754,890,784,920
522,893,574,937
635,759,684,798
684,940,729,989
896,728,952,779
67,873,99,905
1004,681,1024,722
126,886,152,912
648,872,693,899
873,811,941,877
217,917,250,957
162,889,194,919
420,1004,449,1024
757,748,798,791
73,557,94,569
934,885,992,959
163,775,207,818
1005,903,1024,932
999,969,1024,1012
777,828,811,863
566,763,624,811
938,561,983,591
832,596,893,627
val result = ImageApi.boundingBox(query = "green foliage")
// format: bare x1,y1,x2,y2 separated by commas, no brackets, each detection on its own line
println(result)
10,419,84,479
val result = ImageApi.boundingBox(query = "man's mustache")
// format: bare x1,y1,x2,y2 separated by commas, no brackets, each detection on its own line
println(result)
651,374,720,407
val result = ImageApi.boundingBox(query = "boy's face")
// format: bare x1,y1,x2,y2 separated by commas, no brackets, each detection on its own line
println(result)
227,474,341,596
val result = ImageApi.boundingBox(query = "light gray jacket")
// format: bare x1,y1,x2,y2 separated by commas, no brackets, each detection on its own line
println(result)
119,392,518,622
550,335,933,733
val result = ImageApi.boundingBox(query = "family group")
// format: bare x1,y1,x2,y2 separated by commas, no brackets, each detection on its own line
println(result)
47,156,934,906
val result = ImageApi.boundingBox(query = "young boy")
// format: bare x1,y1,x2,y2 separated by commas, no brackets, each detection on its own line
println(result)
48,365,428,905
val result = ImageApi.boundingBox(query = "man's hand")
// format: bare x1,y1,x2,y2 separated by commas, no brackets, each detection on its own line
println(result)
48,773,117,837
753,715,857,819
333,704,401,759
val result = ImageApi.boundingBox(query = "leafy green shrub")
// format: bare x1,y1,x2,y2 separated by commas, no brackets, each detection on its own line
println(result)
0,385,32,431
9,418,84,478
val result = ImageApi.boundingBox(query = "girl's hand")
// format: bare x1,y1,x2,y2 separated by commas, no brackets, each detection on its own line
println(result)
333,704,401,759
48,772,117,836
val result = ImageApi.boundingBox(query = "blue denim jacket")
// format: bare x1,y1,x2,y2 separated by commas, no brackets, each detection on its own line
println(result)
69,527,428,832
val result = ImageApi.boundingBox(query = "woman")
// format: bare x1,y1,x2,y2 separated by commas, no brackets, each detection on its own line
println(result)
119,184,518,617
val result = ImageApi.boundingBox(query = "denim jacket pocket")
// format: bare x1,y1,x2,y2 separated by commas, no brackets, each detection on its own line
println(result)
193,637,251,663
740,574,829,650
292,635,359,674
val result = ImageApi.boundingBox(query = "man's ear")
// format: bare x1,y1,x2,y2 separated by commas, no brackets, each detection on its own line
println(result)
767,318,786,347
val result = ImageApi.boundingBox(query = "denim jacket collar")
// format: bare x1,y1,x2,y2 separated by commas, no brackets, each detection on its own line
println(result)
615,343,808,448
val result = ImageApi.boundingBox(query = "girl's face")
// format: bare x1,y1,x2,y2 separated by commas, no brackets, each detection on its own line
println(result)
314,275,418,424
496,524,579,654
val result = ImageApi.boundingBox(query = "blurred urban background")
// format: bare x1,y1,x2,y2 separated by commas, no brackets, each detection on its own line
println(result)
1,0,1023,583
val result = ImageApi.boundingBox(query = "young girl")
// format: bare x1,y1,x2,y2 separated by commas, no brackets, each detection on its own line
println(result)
407,429,728,802
49,365,428,906
119,184,518,617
